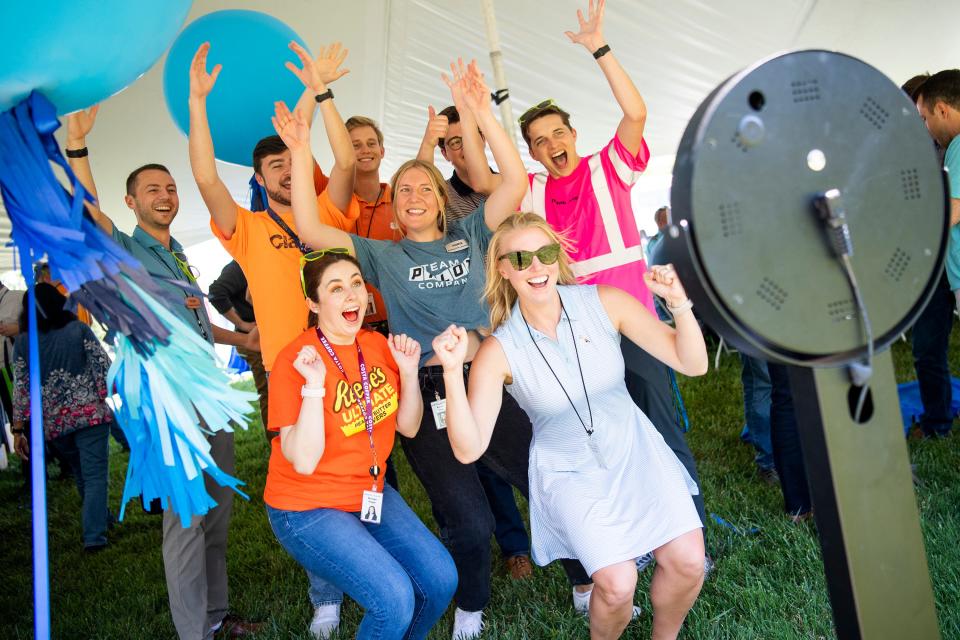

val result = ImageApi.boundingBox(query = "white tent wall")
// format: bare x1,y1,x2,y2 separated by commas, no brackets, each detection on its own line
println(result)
3,0,959,278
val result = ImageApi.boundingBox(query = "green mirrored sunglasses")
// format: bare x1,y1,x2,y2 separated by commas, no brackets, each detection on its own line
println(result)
299,248,351,297
518,99,557,126
497,243,561,270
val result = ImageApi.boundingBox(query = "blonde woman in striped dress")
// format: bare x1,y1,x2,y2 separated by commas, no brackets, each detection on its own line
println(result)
433,213,708,640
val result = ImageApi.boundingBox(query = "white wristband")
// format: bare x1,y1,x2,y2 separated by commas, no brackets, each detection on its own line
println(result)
667,298,694,315
301,385,326,398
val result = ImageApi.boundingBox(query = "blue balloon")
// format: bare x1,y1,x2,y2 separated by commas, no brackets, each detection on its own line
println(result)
0,1,192,114
163,10,310,167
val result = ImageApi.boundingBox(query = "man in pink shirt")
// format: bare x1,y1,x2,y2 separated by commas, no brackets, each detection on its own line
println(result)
519,0,706,555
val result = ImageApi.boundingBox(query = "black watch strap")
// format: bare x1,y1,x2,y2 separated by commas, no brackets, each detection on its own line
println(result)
592,44,611,60
315,88,334,103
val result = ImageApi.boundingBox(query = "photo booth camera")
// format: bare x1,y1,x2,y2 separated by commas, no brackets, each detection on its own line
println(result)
662,50,948,639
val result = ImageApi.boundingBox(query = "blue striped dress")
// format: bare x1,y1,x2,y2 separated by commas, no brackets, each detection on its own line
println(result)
492,284,701,575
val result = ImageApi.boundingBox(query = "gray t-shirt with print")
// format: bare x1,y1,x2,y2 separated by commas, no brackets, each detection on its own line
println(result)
353,205,491,366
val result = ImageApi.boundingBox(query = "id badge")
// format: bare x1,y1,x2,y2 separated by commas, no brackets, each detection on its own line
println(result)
431,397,447,430
445,239,469,253
360,490,384,524
587,437,608,469
365,297,377,317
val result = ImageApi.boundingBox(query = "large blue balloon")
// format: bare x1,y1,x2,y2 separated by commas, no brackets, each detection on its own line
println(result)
0,1,192,114
163,10,310,167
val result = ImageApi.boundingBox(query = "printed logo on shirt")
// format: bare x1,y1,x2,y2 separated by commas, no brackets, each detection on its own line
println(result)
331,366,399,436
409,258,471,290
270,234,301,250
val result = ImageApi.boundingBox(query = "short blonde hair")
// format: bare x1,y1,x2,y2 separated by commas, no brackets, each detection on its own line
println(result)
345,115,384,146
389,159,449,237
484,213,577,332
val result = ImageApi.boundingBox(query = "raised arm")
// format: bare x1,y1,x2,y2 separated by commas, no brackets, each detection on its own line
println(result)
279,345,328,474
187,43,239,237
65,107,114,234
433,326,510,463
285,42,355,212
272,102,354,253
416,106,449,164
442,59,501,195
386,334,424,437
599,267,708,377
565,0,646,155
457,62,525,230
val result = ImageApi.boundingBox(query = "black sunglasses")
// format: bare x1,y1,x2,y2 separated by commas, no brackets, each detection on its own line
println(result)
498,243,561,270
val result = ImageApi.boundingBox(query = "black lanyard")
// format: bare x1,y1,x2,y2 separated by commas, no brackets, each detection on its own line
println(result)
315,328,380,488
356,186,385,239
266,205,312,255
523,299,594,437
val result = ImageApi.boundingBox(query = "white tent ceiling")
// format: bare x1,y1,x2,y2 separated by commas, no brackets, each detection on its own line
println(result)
2,0,959,279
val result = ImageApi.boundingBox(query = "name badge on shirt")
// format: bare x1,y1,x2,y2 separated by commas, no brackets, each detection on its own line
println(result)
360,490,384,524
431,397,447,430
445,239,469,253
365,298,377,317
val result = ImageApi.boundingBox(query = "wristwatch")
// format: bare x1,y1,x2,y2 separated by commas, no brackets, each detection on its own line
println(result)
315,89,334,103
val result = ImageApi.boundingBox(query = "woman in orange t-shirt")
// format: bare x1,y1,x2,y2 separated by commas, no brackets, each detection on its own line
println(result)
264,252,456,640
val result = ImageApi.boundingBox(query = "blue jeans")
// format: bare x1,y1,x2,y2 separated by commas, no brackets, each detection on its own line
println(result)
740,353,775,471
475,460,530,558
267,485,457,640
767,363,812,515
49,422,110,547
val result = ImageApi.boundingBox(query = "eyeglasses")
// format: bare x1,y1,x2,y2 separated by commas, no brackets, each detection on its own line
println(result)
498,243,561,270
518,99,557,126
299,248,351,297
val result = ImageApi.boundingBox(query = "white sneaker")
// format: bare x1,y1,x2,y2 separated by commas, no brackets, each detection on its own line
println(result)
309,603,341,639
571,587,642,619
452,607,484,639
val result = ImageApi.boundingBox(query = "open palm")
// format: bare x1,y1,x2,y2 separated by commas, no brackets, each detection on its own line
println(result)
189,42,221,99
564,0,606,51
286,41,350,92
271,102,310,151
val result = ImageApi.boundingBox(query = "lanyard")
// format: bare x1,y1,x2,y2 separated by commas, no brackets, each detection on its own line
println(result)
149,247,209,341
356,186,385,238
266,205,312,255
523,299,594,437
315,328,380,489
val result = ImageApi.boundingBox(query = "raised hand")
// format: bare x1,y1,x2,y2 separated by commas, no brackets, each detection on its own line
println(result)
643,264,690,308
564,0,607,52
387,333,422,376
293,345,326,385
423,105,449,148
286,41,350,93
189,42,222,99
441,58,469,110
460,60,492,116
271,101,310,151
67,105,99,145
432,325,470,370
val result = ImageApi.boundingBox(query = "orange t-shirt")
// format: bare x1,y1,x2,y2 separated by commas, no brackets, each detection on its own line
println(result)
211,190,360,371
350,185,398,326
264,328,401,512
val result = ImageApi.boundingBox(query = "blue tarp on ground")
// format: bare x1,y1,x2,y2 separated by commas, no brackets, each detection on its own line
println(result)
897,378,960,435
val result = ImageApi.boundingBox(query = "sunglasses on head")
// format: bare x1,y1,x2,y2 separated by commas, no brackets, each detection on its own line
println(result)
299,248,351,297
518,99,557,126
498,243,561,270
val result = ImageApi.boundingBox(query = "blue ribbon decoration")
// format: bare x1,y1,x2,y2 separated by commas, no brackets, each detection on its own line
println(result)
0,92,255,526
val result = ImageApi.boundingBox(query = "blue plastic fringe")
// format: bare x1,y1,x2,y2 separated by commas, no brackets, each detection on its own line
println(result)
0,91,255,528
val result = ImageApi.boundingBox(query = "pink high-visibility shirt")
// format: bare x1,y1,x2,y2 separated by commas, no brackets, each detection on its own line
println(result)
522,134,656,315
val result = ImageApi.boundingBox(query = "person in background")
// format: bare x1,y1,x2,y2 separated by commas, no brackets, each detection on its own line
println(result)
208,260,270,438
904,72,955,438
11,283,113,551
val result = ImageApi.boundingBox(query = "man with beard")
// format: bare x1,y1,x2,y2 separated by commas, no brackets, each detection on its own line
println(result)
187,41,358,638
65,104,261,639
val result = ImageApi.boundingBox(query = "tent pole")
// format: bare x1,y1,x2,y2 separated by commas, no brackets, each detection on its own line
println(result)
480,0,518,147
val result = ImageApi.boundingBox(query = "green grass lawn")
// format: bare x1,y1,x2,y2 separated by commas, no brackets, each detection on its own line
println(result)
2,333,960,639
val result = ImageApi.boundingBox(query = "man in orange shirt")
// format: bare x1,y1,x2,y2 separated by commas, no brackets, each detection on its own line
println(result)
343,116,397,334
187,41,358,637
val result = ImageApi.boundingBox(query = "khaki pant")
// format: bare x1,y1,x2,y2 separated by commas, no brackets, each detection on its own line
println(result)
237,347,271,439
162,430,235,640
